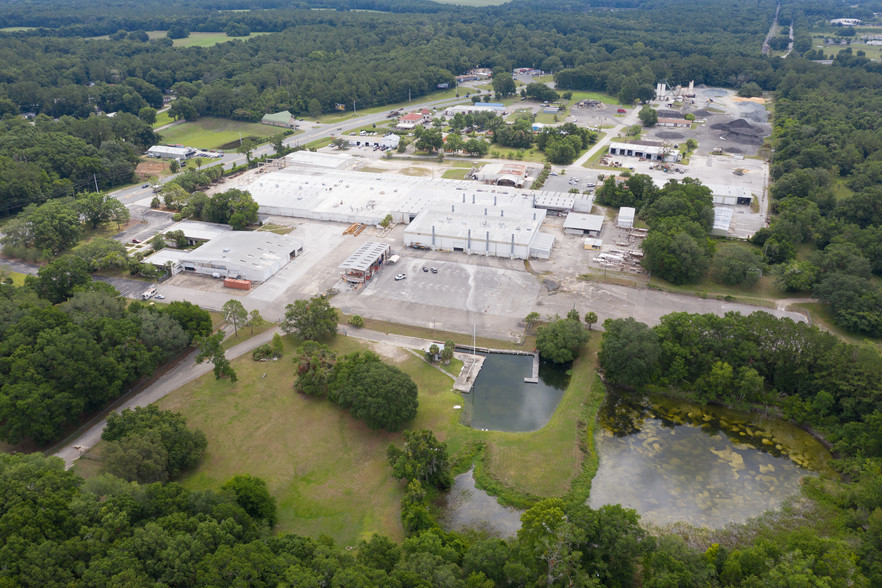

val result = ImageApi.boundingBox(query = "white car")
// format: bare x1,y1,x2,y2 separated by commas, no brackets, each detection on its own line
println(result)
154,294,165,299
394,274,406,281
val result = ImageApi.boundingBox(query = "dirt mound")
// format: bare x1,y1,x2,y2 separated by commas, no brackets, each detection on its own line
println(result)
710,118,766,146
691,109,712,117
655,131,685,140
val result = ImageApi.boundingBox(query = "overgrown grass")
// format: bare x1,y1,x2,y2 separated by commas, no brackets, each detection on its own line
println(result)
158,117,283,150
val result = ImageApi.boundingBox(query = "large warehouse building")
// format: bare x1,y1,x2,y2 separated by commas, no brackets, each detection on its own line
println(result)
403,203,552,260
144,231,303,282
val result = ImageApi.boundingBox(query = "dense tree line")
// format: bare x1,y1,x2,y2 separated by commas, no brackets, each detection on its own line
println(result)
599,311,882,460
0,116,155,215
0,450,871,586
0,280,210,444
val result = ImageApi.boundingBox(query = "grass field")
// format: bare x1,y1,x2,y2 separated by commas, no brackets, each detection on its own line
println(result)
153,110,174,129
144,30,271,48
442,168,471,180
0,270,27,286
569,91,619,105
0,26,36,32
71,315,596,546
157,117,283,150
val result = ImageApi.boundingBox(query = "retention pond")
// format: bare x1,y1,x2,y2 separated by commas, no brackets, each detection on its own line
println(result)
589,390,834,528
460,353,569,432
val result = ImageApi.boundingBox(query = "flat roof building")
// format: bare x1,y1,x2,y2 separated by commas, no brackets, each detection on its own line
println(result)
712,207,734,236
608,141,679,163
179,232,303,283
563,213,605,236
404,203,547,260
147,145,196,160
617,207,636,228
339,241,392,283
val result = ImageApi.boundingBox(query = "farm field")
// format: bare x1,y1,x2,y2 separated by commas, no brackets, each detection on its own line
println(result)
157,117,286,150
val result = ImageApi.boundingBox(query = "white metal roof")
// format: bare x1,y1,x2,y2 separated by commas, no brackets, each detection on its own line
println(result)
285,151,357,169
162,220,232,242
563,213,605,232
183,232,303,274
143,248,188,266
713,207,734,232
405,203,545,247
618,207,636,222
339,241,391,272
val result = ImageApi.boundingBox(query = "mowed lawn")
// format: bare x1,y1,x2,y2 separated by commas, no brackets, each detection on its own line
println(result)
148,329,596,545
157,117,282,150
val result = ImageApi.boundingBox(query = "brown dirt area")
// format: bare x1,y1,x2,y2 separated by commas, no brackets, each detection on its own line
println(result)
731,96,767,104
136,160,168,179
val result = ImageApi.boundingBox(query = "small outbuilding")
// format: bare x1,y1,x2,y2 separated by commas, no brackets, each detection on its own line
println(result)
563,213,605,236
617,207,636,229
147,145,196,160
261,110,298,128
339,241,392,283
584,238,603,250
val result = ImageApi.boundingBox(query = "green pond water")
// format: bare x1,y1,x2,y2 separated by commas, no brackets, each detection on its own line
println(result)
589,390,834,528
461,353,569,432
437,468,522,538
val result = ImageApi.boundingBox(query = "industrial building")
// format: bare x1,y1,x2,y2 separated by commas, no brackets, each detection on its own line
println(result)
617,207,636,229
657,118,691,128
563,213,605,236
444,103,507,117
145,231,303,282
706,184,753,206
403,202,552,260
608,140,680,162
241,165,592,228
474,163,529,187
339,241,392,283
285,151,357,170
147,145,196,160
162,220,231,247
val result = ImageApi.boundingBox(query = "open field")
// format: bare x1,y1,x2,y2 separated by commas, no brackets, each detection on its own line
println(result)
153,110,174,129
157,117,284,150
0,26,37,31
0,270,27,286
156,335,408,545
568,91,619,105
144,30,271,47
71,323,595,545
430,0,509,5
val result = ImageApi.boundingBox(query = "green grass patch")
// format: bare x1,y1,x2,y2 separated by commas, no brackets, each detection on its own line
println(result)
0,26,37,32
221,324,277,350
442,168,470,180
0,270,27,286
158,117,283,150
304,137,335,150
487,145,546,163
534,111,565,124
153,110,174,129
831,178,853,201
256,223,294,235
568,91,618,105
